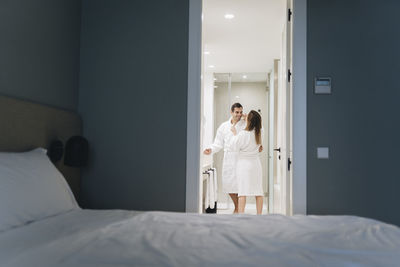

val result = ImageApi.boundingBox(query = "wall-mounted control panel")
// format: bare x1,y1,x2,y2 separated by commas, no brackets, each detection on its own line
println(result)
314,77,331,94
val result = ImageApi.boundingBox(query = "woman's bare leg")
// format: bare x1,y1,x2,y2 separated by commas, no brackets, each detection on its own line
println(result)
256,196,263,215
238,196,246,214
229,193,239,213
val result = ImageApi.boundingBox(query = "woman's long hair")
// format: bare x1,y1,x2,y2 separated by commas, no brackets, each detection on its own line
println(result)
245,110,262,145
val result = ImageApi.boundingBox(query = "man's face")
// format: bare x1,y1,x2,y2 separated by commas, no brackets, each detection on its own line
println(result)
231,107,243,122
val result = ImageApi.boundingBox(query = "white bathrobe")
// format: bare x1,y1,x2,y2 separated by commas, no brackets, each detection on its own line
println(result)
209,119,246,193
228,129,264,196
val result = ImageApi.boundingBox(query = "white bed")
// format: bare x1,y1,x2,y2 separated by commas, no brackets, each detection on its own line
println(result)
1,209,400,266
1,149,400,267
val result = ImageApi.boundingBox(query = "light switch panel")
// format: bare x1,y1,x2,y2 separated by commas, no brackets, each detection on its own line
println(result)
317,147,329,159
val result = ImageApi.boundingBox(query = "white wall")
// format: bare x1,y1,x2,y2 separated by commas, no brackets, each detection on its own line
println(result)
201,72,215,167
214,81,269,205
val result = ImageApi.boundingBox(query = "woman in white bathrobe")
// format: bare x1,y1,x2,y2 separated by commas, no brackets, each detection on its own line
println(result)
229,110,264,215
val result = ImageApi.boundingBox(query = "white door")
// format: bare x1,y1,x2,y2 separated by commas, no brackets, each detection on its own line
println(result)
286,0,293,216
270,0,293,215
268,59,279,214
281,0,293,215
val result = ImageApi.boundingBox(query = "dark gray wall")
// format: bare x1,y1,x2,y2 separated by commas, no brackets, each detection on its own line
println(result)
79,0,188,211
307,0,400,226
0,0,81,111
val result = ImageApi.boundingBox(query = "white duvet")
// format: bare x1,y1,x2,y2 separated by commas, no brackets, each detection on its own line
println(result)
0,209,399,267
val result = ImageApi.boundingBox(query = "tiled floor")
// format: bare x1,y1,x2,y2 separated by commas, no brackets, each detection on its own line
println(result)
216,203,269,215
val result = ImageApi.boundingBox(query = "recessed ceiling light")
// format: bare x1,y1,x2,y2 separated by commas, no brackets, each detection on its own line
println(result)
224,14,235,19
235,95,240,99
204,51,210,55
214,85,218,88
213,78,217,81
208,65,215,68
243,75,247,79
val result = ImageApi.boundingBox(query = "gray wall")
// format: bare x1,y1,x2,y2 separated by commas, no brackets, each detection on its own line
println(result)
0,0,81,111
307,0,400,226
79,0,189,211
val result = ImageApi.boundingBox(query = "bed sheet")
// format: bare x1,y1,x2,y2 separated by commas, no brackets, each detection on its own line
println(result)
1,209,399,266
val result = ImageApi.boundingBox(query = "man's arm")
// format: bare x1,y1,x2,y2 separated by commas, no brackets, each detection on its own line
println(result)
204,124,225,155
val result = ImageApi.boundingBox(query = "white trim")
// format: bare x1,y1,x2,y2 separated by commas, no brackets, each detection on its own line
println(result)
186,0,307,215
292,0,307,215
186,0,202,213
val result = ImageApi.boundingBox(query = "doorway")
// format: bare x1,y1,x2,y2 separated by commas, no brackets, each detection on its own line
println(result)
212,73,270,214
185,0,307,215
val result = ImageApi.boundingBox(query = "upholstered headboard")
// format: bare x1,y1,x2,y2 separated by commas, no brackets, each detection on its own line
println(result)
0,95,82,200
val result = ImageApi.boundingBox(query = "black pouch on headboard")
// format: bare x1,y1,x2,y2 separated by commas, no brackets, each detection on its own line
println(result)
64,136,89,167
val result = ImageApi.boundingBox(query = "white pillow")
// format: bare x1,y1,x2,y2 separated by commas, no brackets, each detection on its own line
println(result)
0,148,79,232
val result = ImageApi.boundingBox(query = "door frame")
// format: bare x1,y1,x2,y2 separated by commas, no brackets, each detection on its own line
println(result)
186,0,307,215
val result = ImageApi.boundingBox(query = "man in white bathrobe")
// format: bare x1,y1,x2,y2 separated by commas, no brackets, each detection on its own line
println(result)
203,103,246,213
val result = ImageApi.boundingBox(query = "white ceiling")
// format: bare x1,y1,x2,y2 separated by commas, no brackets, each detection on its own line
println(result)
203,0,285,75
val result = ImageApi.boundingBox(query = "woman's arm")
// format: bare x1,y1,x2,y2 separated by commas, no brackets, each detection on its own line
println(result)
259,127,265,152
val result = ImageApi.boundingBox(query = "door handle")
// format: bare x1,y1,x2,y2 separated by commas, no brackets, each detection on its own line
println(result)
273,148,281,153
